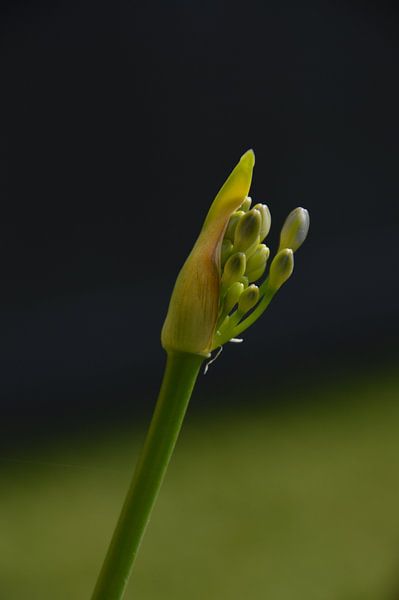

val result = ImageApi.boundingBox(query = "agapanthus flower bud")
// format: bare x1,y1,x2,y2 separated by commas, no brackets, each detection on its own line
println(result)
246,244,270,282
221,252,246,288
224,211,245,241
239,275,249,288
253,203,271,241
223,281,245,314
238,284,260,313
240,196,252,212
268,249,294,290
279,207,310,252
221,239,233,267
234,209,262,252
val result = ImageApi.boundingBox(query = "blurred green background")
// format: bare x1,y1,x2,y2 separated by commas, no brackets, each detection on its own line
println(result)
2,365,399,600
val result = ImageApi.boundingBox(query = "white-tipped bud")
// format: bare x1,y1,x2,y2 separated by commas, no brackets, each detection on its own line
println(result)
238,284,260,313
253,203,271,241
221,239,233,267
225,210,245,241
246,244,270,282
240,196,252,211
222,252,246,287
268,249,294,290
234,209,262,252
279,207,310,252
223,282,245,314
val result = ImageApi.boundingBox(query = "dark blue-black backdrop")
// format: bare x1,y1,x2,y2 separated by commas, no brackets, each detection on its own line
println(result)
1,0,398,437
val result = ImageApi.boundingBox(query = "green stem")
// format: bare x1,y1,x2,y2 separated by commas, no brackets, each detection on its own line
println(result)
92,351,203,600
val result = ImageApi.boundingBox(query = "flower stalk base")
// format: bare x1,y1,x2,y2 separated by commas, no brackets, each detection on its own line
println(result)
91,351,203,600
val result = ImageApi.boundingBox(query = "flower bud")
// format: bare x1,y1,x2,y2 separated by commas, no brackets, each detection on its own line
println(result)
238,275,249,288
279,207,310,252
223,282,245,314
268,249,294,290
238,284,260,313
224,211,245,241
240,196,252,212
234,209,262,252
246,244,270,282
221,252,246,287
253,203,271,241
243,236,260,260
221,239,233,267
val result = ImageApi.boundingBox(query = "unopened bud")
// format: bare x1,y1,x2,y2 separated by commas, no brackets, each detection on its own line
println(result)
234,209,262,252
222,252,246,287
243,238,260,260
268,249,294,290
221,239,233,267
239,275,249,288
253,203,271,241
246,244,270,282
224,282,245,314
279,207,310,252
240,196,252,212
238,284,260,313
225,211,245,241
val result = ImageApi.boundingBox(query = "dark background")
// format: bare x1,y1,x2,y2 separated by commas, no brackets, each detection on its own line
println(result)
1,0,398,437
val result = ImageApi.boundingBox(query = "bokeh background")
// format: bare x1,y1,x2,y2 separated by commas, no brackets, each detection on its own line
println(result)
1,0,399,598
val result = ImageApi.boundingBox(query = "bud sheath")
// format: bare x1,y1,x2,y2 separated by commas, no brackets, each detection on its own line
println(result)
161,150,255,355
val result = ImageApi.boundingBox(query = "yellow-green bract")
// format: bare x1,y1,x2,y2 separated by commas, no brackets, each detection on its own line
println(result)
161,150,255,357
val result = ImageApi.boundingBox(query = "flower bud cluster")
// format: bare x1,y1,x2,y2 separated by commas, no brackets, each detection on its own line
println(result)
216,200,309,334
161,149,309,357
218,197,271,323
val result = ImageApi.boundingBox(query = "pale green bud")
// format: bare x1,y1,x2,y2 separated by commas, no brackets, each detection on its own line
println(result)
253,203,271,241
279,207,310,252
238,284,260,313
268,249,294,290
243,236,261,259
246,244,270,282
224,211,245,241
234,209,262,252
224,282,245,314
221,252,246,287
238,275,249,288
240,196,252,211
246,264,266,283
221,239,233,267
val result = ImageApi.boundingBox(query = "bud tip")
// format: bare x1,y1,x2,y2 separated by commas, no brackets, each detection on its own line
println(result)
240,149,255,169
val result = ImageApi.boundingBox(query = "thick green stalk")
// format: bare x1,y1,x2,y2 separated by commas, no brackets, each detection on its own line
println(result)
92,351,203,600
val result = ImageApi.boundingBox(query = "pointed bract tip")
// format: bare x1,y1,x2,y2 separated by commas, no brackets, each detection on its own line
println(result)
240,149,255,169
